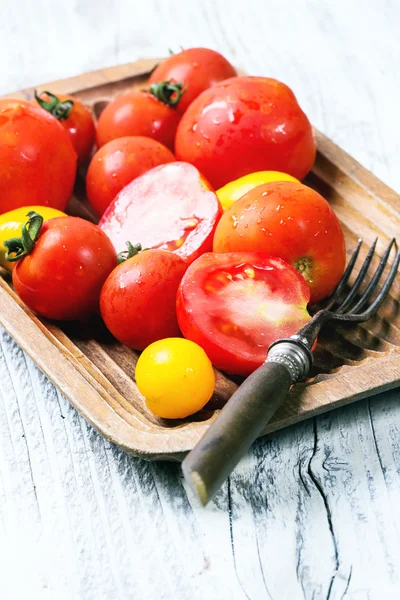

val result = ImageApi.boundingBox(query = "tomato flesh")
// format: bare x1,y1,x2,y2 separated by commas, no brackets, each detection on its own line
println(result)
177,252,311,376
99,162,223,265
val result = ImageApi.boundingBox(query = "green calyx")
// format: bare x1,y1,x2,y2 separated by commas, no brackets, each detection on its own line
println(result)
294,256,313,283
4,211,44,262
35,90,74,120
149,81,185,107
117,242,146,264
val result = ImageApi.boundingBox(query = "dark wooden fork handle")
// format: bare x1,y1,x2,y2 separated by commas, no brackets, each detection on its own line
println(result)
182,360,293,505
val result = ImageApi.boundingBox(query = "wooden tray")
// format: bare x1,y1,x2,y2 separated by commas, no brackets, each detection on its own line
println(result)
1,58,400,461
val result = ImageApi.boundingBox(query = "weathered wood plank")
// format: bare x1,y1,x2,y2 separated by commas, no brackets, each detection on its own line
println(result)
1,1,400,599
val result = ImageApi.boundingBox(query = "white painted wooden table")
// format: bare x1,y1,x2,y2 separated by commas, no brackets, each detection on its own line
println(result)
1,1,400,598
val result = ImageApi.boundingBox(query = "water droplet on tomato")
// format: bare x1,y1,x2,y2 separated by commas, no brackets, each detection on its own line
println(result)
275,123,286,135
74,264,85,276
231,215,239,229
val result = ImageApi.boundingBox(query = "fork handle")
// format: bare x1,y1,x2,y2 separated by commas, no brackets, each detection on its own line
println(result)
182,341,310,505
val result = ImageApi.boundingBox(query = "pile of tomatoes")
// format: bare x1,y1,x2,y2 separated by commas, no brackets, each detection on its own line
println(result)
0,47,346,420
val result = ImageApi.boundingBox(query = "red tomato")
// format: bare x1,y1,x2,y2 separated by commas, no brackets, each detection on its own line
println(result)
11,214,116,320
177,252,311,376
96,89,181,150
148,47,237,114
213,181,346,304
86,136,175,217
175,76,316,189
99,162,222,265
100,249,187,350
0,100,77,215
35,91,96,164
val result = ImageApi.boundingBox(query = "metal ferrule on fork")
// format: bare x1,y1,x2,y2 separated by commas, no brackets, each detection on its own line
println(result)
266,339,311,383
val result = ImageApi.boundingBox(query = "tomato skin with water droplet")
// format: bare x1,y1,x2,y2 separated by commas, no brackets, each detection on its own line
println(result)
12,217,117,321
175,76,316,189
35,92,95,164
96,92,180,151
136,337,215,419
213,181,346,304
149,47,237,114
98,162,223,265
0,100,77,214
100,250,187,351
177,251,311,376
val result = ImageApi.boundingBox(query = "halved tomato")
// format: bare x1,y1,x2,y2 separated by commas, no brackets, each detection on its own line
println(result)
176,252,311,376
99,162,222,265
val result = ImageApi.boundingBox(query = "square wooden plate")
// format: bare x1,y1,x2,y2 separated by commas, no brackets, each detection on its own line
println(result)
1,58,400,460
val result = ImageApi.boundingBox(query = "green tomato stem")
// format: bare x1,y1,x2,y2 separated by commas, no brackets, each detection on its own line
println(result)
35,90,74,120
149,81,186,107
4,211,44,262
117,241,144,264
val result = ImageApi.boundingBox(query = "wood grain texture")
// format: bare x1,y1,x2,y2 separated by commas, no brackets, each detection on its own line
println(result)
1,1,400,598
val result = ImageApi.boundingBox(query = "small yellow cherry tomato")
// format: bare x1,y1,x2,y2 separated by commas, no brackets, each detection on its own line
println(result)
216,171,300,211
0,206,66,270
136,338,215,419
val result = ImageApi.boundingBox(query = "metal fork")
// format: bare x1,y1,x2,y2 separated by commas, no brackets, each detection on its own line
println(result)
182,238,400,505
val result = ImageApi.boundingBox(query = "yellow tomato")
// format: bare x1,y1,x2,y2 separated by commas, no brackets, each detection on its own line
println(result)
136,338,215,419
216,171,300,211
0,206,66,270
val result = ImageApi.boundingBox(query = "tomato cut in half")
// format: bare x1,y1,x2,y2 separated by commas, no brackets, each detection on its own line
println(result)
98,162,223,265
176,252,311,376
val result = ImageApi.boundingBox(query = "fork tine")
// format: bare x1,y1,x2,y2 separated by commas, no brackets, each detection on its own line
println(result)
351,238,396,314
357,247,400,320
336,237,378,313
324,238,363,310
